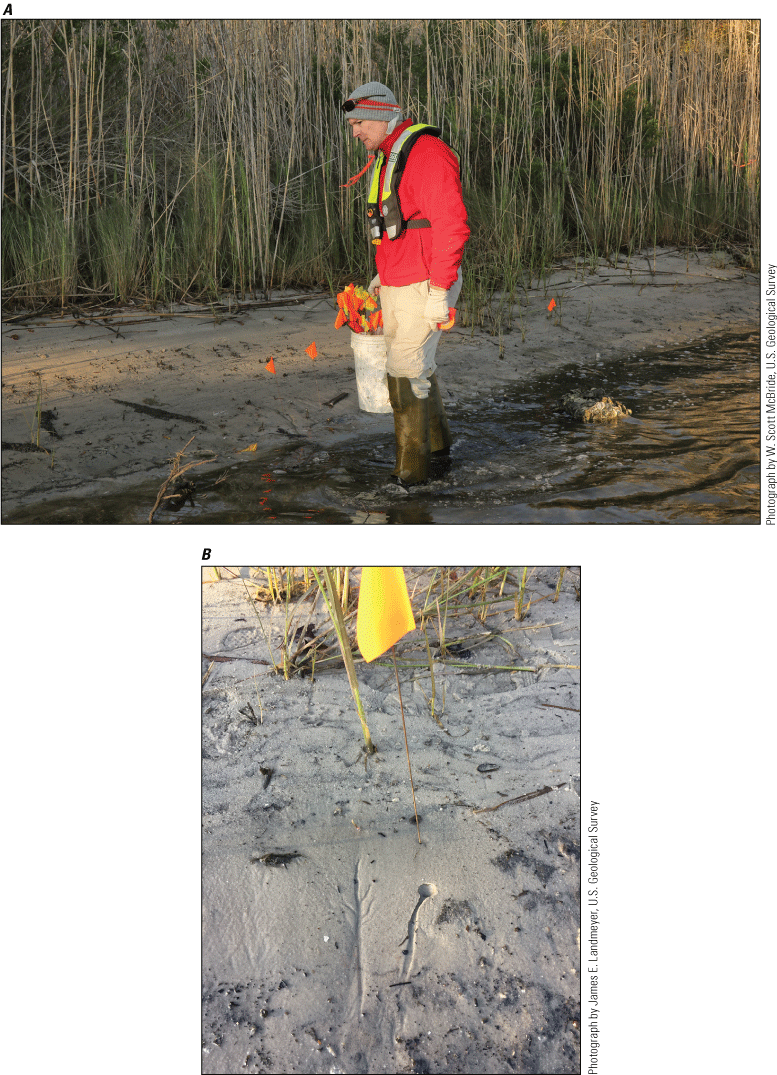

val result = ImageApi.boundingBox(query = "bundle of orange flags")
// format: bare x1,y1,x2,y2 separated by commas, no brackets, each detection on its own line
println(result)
334,284,383,335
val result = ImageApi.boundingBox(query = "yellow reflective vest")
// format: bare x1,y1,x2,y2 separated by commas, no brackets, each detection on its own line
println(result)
366,123,442,244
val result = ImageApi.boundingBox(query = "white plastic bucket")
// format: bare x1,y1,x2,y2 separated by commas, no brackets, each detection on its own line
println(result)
350,332,392,413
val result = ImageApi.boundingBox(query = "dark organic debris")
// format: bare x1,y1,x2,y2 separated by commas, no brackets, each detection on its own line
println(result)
251,851,302,868
111,397,205,425
493,848,521,873
436,898,476,926
164,477,196,510
238,703,259,726
2,440,48,453
39,409,62,439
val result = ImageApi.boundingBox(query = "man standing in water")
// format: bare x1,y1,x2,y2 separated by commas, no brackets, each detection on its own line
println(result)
342,82,470,487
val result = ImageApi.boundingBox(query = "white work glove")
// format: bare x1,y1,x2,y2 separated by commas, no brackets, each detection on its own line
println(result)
367,274,381,298
423,283,449,326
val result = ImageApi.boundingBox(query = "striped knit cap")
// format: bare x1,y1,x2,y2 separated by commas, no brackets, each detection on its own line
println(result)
343,81,403,123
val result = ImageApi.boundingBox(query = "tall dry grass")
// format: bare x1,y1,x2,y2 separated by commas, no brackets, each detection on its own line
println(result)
1,19,760,313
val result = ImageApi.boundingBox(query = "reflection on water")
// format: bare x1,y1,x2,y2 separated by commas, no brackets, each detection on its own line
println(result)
3,331,759,524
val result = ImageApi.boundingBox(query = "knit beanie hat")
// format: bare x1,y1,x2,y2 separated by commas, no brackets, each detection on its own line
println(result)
342,81,403,124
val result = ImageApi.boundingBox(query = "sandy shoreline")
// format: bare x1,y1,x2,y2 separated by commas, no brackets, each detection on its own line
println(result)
2,248,757,519
201,567,581,1074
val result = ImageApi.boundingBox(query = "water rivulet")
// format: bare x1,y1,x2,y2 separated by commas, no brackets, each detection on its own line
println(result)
4,331,758,524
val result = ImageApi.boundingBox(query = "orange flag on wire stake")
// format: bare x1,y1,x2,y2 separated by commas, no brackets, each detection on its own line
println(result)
547,298,557,312
265,357,276,373
305,342,318,360
357,567,415,662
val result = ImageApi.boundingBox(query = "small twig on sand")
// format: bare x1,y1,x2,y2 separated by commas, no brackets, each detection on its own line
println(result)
473,781,568,814
148,435,209,523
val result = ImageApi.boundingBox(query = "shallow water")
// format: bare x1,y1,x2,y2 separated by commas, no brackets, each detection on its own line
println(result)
4,331,759,524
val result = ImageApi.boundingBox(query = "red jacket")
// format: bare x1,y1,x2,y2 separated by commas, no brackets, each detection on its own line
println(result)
373,118,469,291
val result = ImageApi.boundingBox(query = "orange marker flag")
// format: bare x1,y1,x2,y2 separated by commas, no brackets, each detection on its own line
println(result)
357,567,415,662
305,342,317,360
265,357,276,373
547,298,556,312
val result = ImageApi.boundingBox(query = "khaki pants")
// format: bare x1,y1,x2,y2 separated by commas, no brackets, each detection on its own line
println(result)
380,268,463,398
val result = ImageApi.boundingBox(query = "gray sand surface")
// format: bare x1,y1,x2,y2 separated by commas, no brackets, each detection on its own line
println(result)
202,568,581,1074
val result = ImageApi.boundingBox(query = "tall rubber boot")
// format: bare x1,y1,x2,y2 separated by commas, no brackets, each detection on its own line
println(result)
427,373,452,456
387,375,430,486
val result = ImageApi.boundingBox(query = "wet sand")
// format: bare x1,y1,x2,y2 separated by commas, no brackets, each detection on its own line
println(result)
1,248,757,520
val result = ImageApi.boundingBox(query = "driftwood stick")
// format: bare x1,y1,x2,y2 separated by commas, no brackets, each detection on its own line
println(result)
473,781,568,814
148,435,209,523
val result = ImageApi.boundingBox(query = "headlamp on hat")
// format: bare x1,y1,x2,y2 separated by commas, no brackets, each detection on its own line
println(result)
342,97,399,111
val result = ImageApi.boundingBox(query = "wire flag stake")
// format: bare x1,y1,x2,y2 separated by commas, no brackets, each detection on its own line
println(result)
392,643,421,843
357,567,421,842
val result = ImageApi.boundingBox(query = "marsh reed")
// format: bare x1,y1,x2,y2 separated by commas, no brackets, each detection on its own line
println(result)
2,20,759,316
245,566,576,685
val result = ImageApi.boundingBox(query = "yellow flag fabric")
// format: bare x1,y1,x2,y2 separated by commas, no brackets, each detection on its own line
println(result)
357,567,415,662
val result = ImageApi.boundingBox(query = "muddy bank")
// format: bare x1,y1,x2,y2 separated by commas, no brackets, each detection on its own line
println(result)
2,248,757,520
